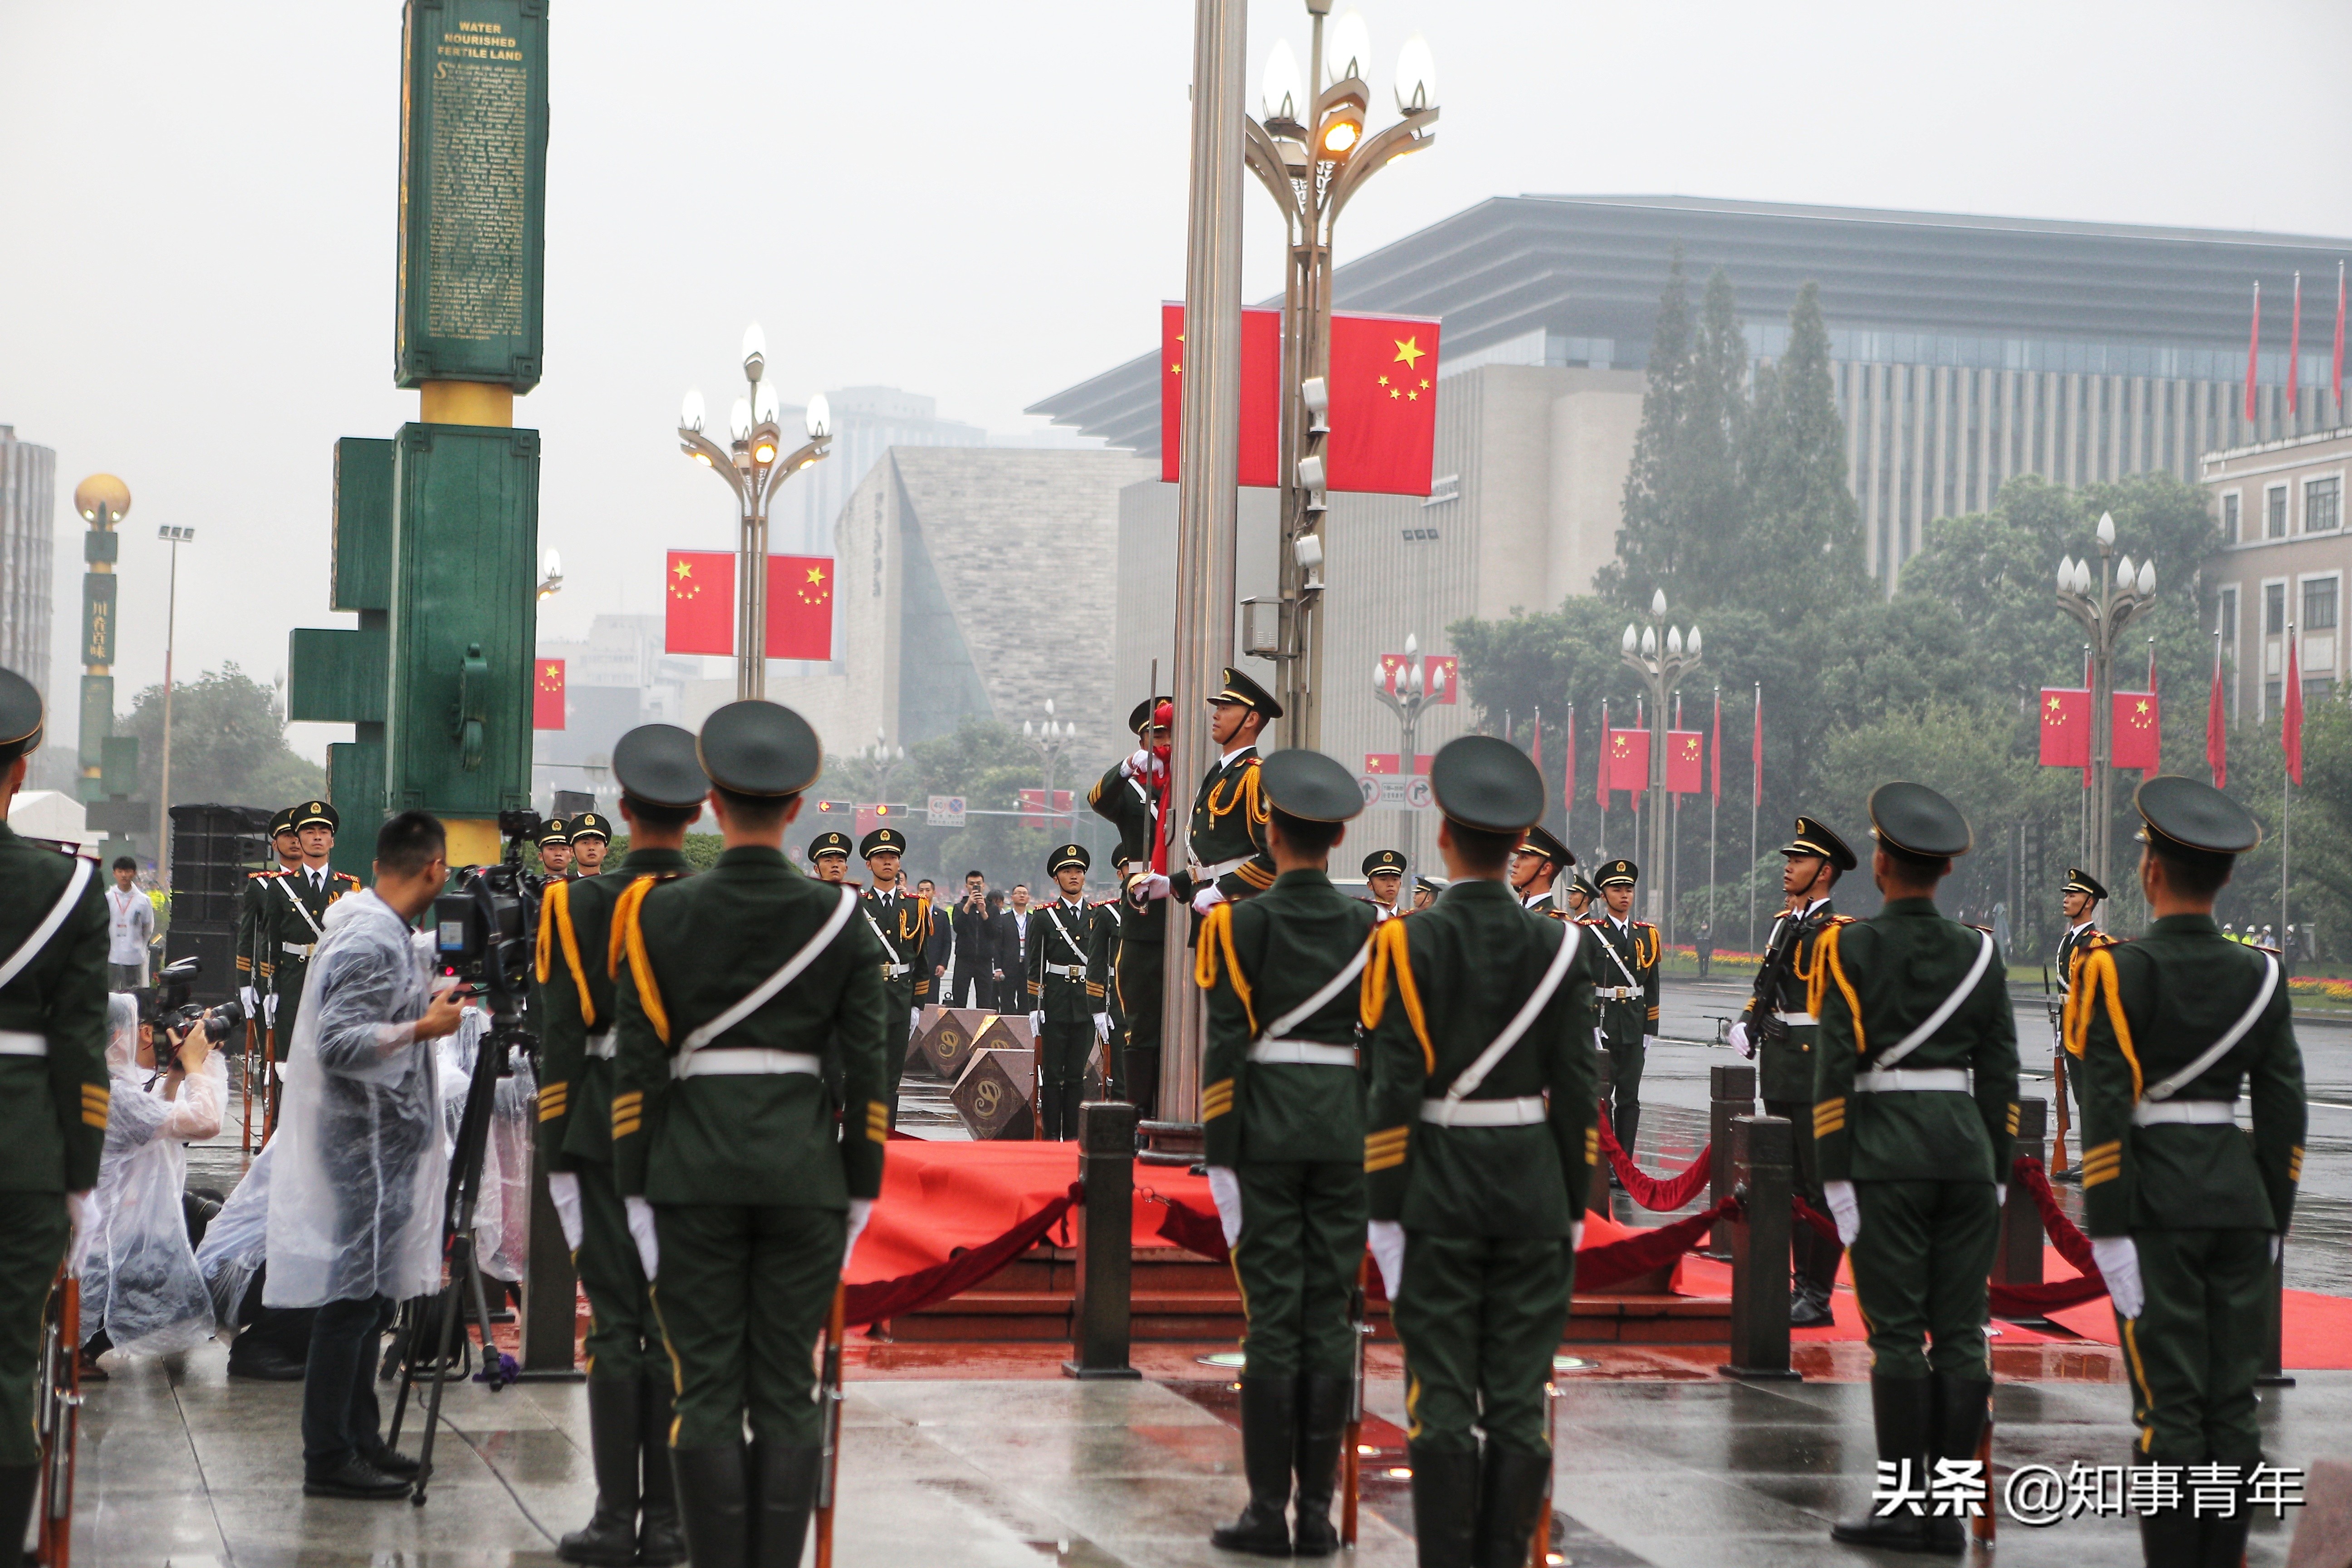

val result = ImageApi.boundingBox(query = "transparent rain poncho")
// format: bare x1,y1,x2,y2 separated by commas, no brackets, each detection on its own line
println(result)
195,1135,277,1330
433,1005,537,1286
85,994,223,1355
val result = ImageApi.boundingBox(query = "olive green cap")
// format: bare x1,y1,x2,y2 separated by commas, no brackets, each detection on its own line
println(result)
2134,775,2262,856
1259,747,1363,823
613,723,710,810
1868,782,1971,858
698,700,823,797
1428,735,1544,833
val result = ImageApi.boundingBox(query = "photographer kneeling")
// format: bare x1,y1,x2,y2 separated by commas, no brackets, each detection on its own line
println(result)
265,811,468,1500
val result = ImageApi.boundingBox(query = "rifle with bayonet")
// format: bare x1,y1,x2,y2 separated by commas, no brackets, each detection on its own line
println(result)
814,1282,847,1568
1739,901,1808,1057
2044,963,2072,1178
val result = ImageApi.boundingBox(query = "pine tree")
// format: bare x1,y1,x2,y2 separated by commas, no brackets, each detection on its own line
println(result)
1601,250,1693,606
1740,281,1868,621
1682,267,1750,601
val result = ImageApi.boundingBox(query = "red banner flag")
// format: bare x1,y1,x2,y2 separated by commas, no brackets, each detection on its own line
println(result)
533,657,565,730
1750,686,1764,804
2112,690,2161,770
2246,280,2263,423
1605,727,1651,793
2284,637,2305,785
2208,643,2229,789
1325,312,1442,496
2039,688,2091,767
1159,304,1283,488
2290,272,2303,414
666,550,735,656
1710,691,1722,806
766,554,835,661
1019,788,1076,828
1666,730,1704,794
1376,652,1458,704
1362,753,1435,775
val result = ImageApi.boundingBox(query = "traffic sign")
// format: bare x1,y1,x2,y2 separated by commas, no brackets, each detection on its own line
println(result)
927,794,967,828
1356,775,1433,812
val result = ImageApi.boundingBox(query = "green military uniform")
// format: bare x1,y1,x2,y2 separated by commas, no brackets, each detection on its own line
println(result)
857,828,931,1131
235,809,299,1000
1024,844,1113,1142
1813,782,2017,1554
1581,859,1659,1157
2070,777,2304,1568
1196,749,1377,1558
1170,669,1279,911
1513,825,1574,920
1090,696,1171,1114
262,801,360,1065
1363,735,1602,1568
2053,867,2113,1130
610,700,888,1568
1098,882,1127,1096
0,669,108,1551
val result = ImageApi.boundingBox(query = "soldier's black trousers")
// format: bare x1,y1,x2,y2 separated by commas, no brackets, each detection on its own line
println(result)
651,1204,841,1450
1233,1162,1365,1380
2116,1228,2272,1465
0,1200,66,1465
1116,934,1164,1117
1601,1027,1646,1152
1392,1231,1572,1455
1850,1180,1998,1380
574,1161,657,1383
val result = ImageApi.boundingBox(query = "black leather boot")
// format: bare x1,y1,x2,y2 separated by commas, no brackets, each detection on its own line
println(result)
2135,1504,2201,1568
750,1441,820,1568
1290,1374,1350,1557
1,1463,37,1567
1470,1444,1553,1568
669,1443,751,1568
1406,1443,1479,1568
1830,1375,1932,1551
1211,1375,1297,1556
558,1379,643,1564
637,1373,686,1567
2199,1502,2253,1568
1923,1372,1992,1556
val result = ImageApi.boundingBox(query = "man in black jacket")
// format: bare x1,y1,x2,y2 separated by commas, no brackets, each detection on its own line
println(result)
948,872,996,1009
995,886,1036,1013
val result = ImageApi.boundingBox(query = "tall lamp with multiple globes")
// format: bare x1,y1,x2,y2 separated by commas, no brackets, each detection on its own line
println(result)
1024,701,1079,841
1370,633,1446,874
1619,590,1703,930
676,323,833,700
2054,510,2157,887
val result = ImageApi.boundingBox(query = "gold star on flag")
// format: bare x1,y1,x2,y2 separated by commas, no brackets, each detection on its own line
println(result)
1390,388,1401,399
1377,374,1389,386
1407,389,1419,400
1393,337,1426,369
673,560,692,579
806,566,825,585
544,663,559,678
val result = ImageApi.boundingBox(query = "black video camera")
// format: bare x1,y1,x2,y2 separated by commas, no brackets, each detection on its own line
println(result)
150,957,248,1074
431,809,545,1002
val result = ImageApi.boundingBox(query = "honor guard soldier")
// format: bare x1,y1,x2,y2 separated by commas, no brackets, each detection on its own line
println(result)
858,827,931,1129
610,701,889,1568
236,808,301,1014
536,726,706,1567
1091,695,1173,1115
1410,875,1441,913
1728,816,1858,1328
1098,862,1129,1095
1509,825,1575,917
1360,848,1407,921
1025,843,1115,1141
537,817,574,879
1361,736,1601,1568
262,801,360,1067
0,667,108,1554
1564,872,1599,920
1582,859,1660,1160
1196,750,1377,1558
1170,667,1280,918
2069,777,2305,1568
571,811,614,877
808,830,852,884
1812,783,2018,1553
2055,866,2109,994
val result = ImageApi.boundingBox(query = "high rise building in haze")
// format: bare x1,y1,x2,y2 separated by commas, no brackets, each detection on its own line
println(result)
0,425,55,704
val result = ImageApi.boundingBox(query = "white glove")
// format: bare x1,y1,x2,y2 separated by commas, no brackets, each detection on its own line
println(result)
265,993,279,1028
64,1191,96,1276
1994,1184,2008,1212
2092,1235,2143,1319
1824,1180,1861,1246
1367,1220,1406,1302
240,985,258,1014
1137,872,1171,902
843,1197,876,1273
1205,1166,1244,1247
1029,1011,1046,1037
1728,1021,1752,1058
1571,1219,1586,1252
909,1007,922,1033
546,1172,583,1252
1091,1012,1111,1040
1122,748,1150,778
1191,885,1227,915
2271,1234,2283,1265
625,1195,660,1281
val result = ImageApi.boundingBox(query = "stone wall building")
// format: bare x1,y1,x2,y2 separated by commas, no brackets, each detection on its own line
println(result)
0,425,55,705
2202,425,2352,721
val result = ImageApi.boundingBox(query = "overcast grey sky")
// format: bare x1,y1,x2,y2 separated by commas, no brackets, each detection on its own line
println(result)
5,0,2350,763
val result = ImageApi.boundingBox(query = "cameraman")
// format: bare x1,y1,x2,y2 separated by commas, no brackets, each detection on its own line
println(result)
265,810,468,1500
948,871,995,1008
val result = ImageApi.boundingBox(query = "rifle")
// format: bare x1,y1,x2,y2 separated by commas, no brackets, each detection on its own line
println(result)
1526,1368,1559,1568
240,1014,257,1155
1341,1256,1367,1547
2044,964,2072,1178
34,1267,78,1568
1742,904,1807,1055
1970,1396,1996,1547
815,1281,848,1568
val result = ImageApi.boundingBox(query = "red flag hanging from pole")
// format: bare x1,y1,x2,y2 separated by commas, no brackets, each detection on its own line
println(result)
665,550,735,656
1666,730,1704,794
1710,689,1722,806
2208,640,2229,790
2039,688,2091,767
533,658,565,730
2284,636,2306,785
1159,304,1283,488
1324,312,1444,496
2246,280,2263,423
2289,272,2303,415
1564,703,1577,816
1606,726,1651,794
765,554,835,661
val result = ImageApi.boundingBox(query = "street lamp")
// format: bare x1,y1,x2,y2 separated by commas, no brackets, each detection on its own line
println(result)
1371,633,1445,877
535,547,563,602
1619,590,1703,929
2054,511,2158,888
676,322,833,699
156,525,195,885
862,728,907,808
1024,701,1079,839
1245,5,1440,745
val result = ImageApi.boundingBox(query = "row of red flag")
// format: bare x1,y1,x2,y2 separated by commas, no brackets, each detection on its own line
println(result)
1494,692,1746,815
2044,641,2307,792
662,550,836,662
2245,262,2347,421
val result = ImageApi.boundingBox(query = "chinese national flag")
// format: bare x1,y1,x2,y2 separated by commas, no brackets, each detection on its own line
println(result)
1159,304,1283,487
1376,652,1459,704
766,554,835,661
533,658,565,730
1362,753,1435,775
2208,646,2229,789
2112,690,2161,770
1019,788,1075,828
666,550,734,656
2284,638,2305,785
2038,688,2090,767
1326,313,1442,496
1605,727,1651,793
1666,730,1703,794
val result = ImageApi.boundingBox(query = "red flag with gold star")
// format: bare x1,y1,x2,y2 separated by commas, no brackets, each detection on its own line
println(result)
2038,687,2090,767
1159,304,1283,487
1326,312,1442,496
1666,730,1704,794
666,550,735,656
533,658,566,730
1605,727,1651,794
766,554,835,662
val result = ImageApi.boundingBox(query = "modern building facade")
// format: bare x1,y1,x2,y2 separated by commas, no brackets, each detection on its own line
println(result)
764,386,986,557
2201,426,2351,722
0,425,56,706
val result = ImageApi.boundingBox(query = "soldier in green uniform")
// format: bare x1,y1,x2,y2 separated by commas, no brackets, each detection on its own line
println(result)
1097,864,1128,1096
1729,816,1857,1328
1360,848,1406,921
261,801,361,1085
1563,873,1597,920
1811,783,2017,1553
1581,859,1659,1161
1362,735,1601,1568
1508,825,1574,917
858,826,930,1130
236,808,301,1014
2069,777,2304,1568
570,812,613,877
1196,750,1377,1558
1090,696,1171,1115
1171,668,1279,919
0,667,109,1554
536,817,573,879
610,701,889,1568
537,727,706,1567
1025,843,1115,1141
2053,866,2111,1128
807,830,852,884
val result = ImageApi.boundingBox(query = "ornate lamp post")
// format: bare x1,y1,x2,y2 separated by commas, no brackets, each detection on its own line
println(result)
1619,590,1702,929
861,728,908,806
1370,633,1445,871
676,323,833,700
1024,701,1079,839
2055,511,2157,888
1245,6,1439,745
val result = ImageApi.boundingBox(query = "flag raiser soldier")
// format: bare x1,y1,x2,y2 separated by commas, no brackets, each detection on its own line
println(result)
1361,735,1604,1568
806,830,853,884
1812,782,2019,1554
535,725,707,1568
2053,866,2116,1127
1563,872,1598,920
1581,858,1659,1169
1024,843,1115,1142
1167,666,1282,916
1089,695,1172,1116
859,827,930,1132
2068,777,2304,1568
1196,749,1380,1558
608,701,891,1568
1360,848,1406,921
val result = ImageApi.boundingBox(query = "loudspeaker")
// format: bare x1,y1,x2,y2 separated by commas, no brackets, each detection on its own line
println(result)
165,804,273,1002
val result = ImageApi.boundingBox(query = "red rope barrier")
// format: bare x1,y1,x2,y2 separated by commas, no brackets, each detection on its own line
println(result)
843,1181,1083,1327
1793,1194,1840,1242
1594,1120,1716,1211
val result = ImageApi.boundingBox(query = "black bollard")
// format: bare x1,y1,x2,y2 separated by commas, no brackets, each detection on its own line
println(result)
1588,1048,1613,1217
1991,1098,2047,1286
1707,1063,1756,1259
1721,1114,1800,1381
1064,1099,1142,1380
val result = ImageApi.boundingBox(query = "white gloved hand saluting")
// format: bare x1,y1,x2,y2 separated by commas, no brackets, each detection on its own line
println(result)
1727,1020,1752,1058
2092,1235,2143,1318
843,1196,876,1273
1206,1166,1244,1248
1823,1180,1861,1246
1367,1220,1406,1302
64,1191,96,1276
546,1172,584,1252
1191,885,1227,916
624,1195,660,1281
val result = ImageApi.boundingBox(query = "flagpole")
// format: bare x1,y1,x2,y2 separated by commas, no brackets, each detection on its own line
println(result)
1746,681,1760,954
2284,620,2295,960
1563,701,1575,862
1708,684,1720,960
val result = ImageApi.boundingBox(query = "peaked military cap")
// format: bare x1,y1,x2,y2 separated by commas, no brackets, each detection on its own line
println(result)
269,807,300,840
861,827,908,859
1780,815,1858,872
535,817,570,848
1595,858,1639,888
0,666,40,769
2063,866,2109,901
2134,775,2262,856
808,831,853,862
1260,746,1363,822
1868,782,1971,858
567,810,612,843
1049,842,1091,874
1414,875,1445,897
1362,848,1408,877
1429,734,1544,833
613,723,710,810
1210,666,1284,720
293,799,338,832
1571,873,1602,903
1127,696,1175,735
699,699,823,797
1518,824,1573,867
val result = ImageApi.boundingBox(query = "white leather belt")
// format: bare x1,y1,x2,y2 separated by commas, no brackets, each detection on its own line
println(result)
1853,1068,1971,1093
2133,1100,2238,1126
0,1031,48,1058
1597,986,1638,1002
1188,853,1250,882
1047,963,1087,979
1421,1095,1547,1127
585,1030,616,1060
282,942,315,959
881,962,911,979
674,1048,823,1080
1775,1010,1817,1025
1249,1041,1358,1067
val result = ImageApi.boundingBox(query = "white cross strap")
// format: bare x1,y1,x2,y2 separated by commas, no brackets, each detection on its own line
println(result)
275,874,327,940
1250,1041,1358,1067
675,1049,824,1080
0,856,95,994
2141,952,2278,1105
678,886,860,1057
0,1031,48,1058
1439,922,1581,1109
1869,931,1995,1073
1257,939,1373,1048
1044,904,1091,963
